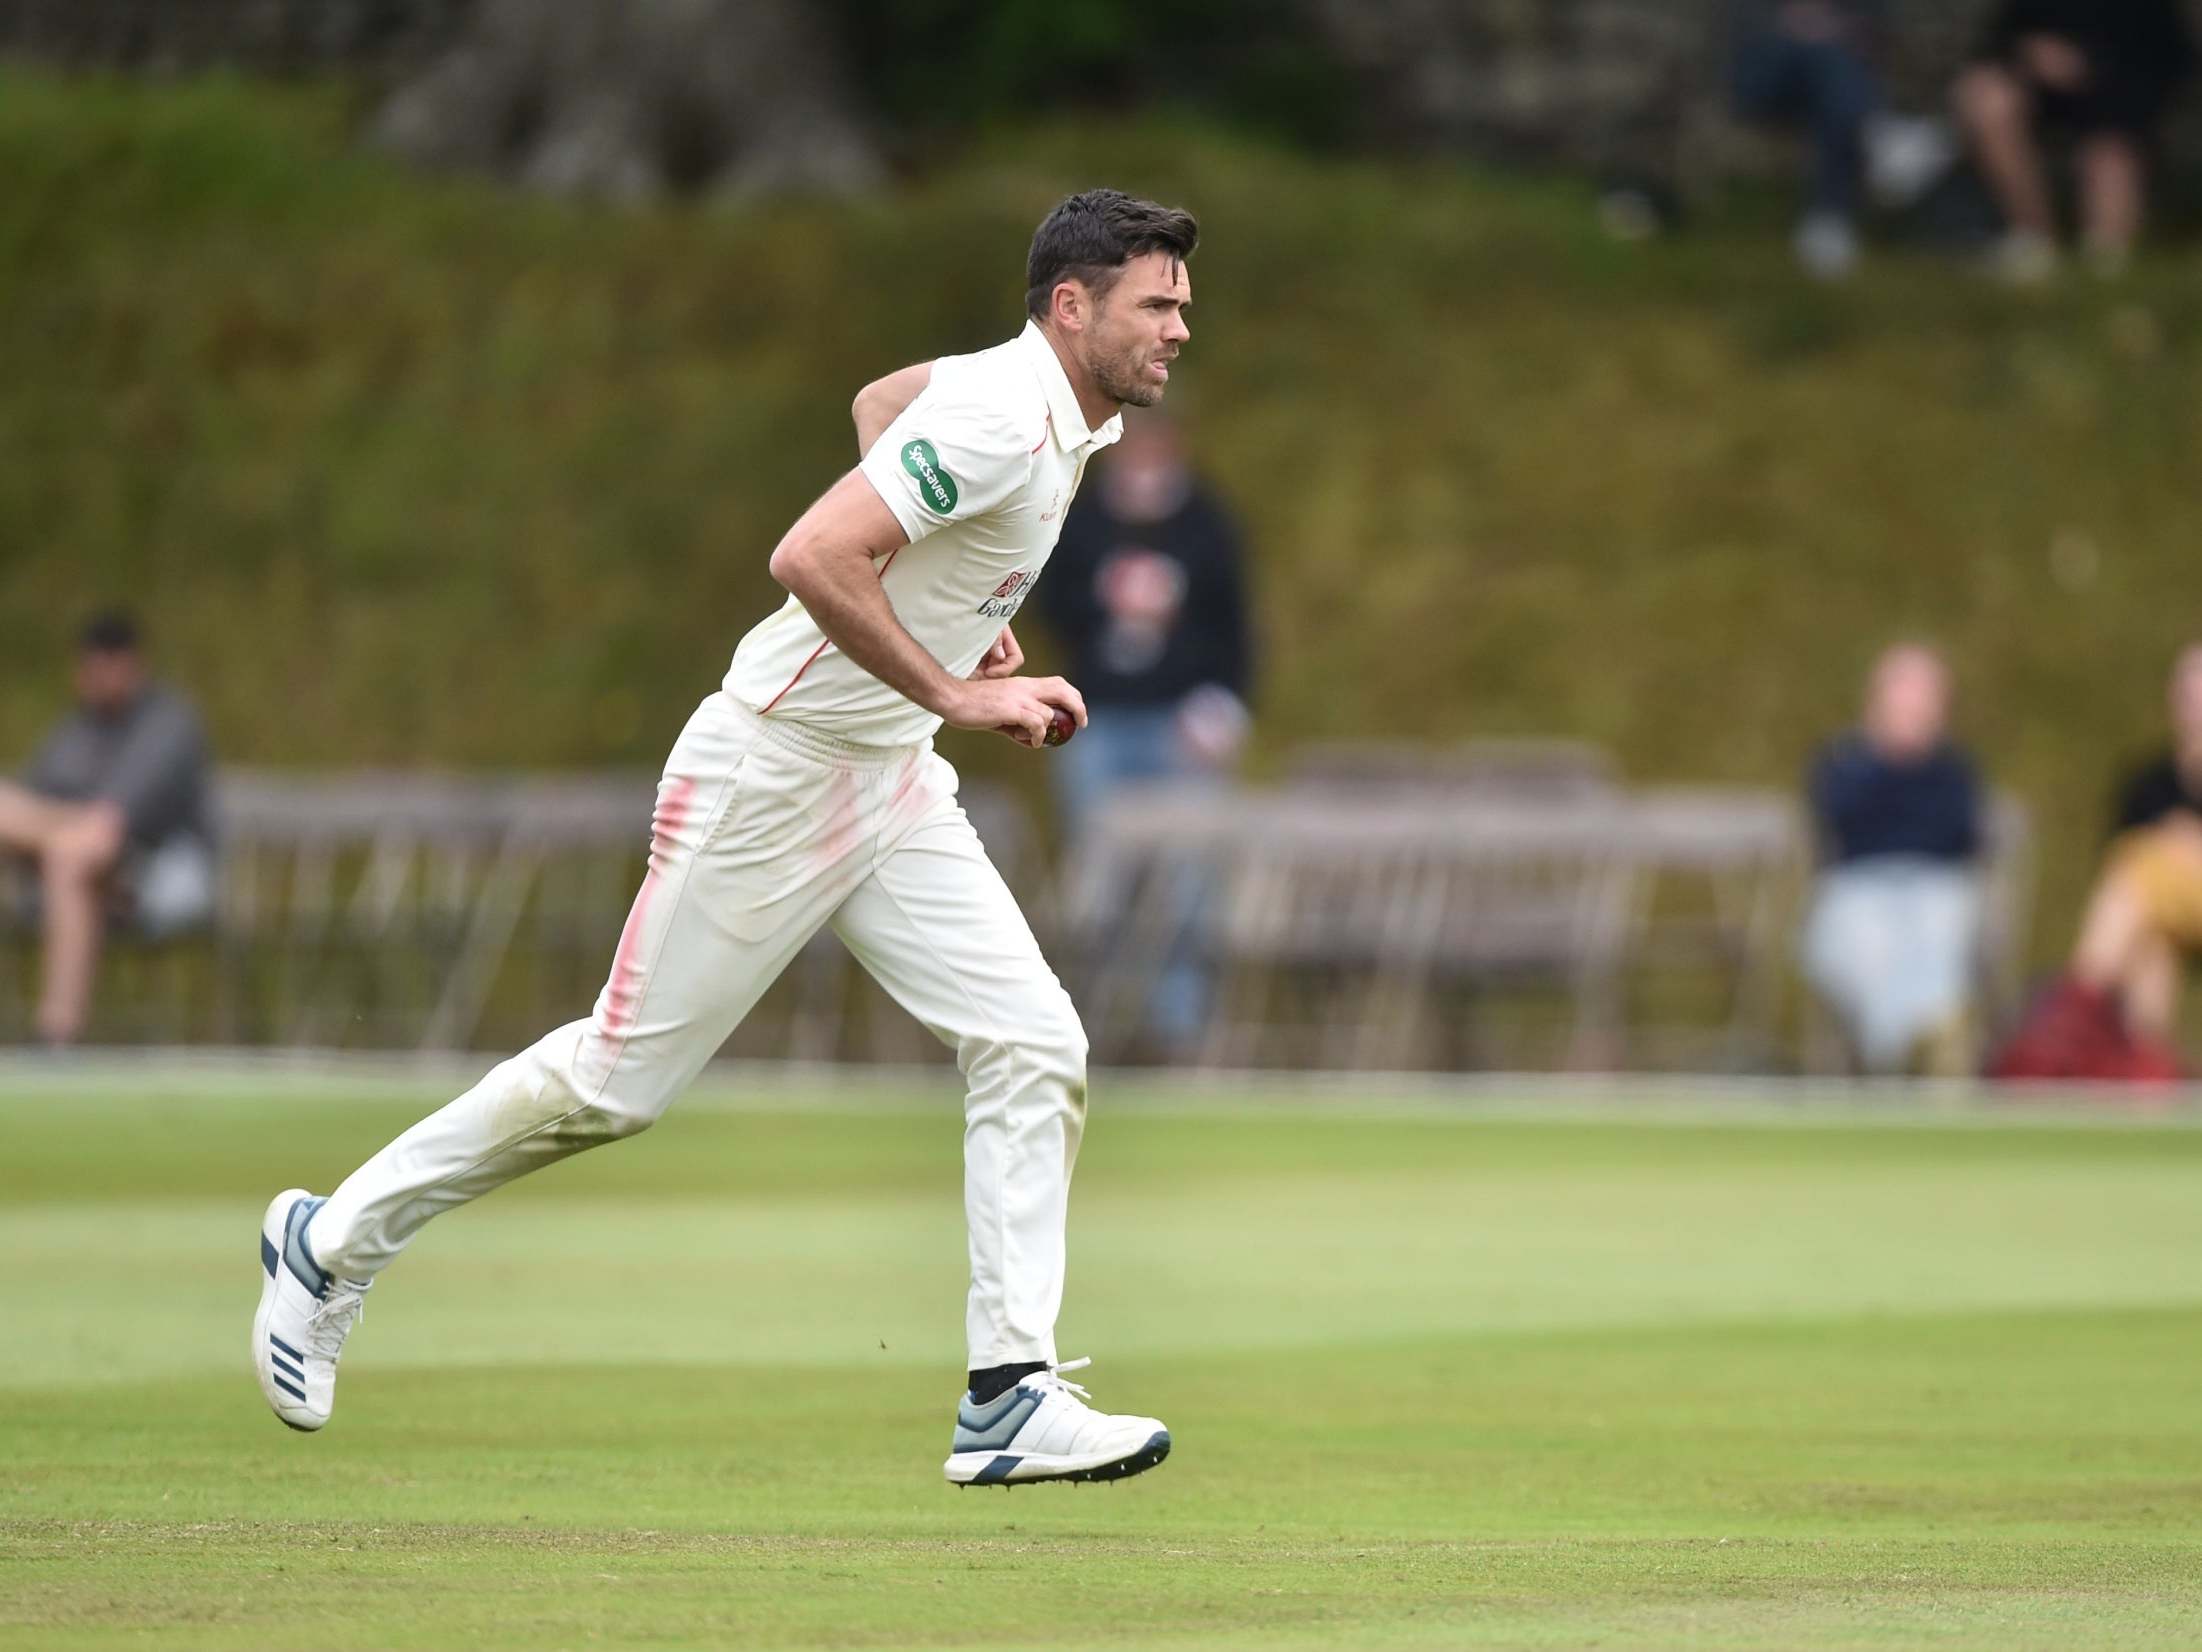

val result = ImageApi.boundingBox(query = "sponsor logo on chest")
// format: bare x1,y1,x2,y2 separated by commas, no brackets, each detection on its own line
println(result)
979,569,1036,620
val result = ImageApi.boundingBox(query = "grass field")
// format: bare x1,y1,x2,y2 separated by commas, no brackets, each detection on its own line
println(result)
4,1073,2201,1649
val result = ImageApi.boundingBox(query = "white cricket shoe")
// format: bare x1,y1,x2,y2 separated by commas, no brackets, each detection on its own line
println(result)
943,1358,1170,1487
251,1188,368,1432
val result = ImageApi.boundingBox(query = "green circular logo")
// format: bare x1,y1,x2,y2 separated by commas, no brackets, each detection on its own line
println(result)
900,437,960,515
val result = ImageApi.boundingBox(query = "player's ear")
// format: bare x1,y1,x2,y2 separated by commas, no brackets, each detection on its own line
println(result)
1050,279,1088,335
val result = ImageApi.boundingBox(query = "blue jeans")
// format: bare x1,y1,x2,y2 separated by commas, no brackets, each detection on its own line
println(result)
1053,706,1218,1055
1732,30,1881,218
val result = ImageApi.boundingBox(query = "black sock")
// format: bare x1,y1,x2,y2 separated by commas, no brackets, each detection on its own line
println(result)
966,1361,1047,1404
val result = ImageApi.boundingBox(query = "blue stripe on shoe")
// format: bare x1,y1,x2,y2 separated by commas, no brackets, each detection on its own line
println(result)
954,1388,1042,1452
971,1454,1022,1485
271,1370,308,1402
283,1198,331,1298
270,1334,305,1364
271,1353,305,1383
260,1233,278,1277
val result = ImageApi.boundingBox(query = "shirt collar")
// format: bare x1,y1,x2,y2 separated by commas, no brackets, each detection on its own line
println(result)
1016,321,1122,455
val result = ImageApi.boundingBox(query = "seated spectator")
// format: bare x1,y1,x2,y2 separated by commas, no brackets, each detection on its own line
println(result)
0,611,213,1045
1803,644,1986,1074
1731,1,1888,278
1037,412,1253,1061
1954,0,2198,280
1992,645,2202,1082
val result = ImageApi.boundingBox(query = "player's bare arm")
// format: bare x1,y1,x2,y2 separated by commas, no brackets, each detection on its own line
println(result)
852,362,933,454
849,365,1021,690
768,475,1084,747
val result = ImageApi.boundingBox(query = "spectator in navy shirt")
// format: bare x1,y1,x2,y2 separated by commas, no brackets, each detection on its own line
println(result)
1802,643,1985,1073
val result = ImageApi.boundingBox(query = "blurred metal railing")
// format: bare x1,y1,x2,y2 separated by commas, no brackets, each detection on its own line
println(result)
1060,780,1807,1073
0,767,1048,1057
1,760,2033,1071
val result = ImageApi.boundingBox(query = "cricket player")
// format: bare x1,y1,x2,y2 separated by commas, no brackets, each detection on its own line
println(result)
251,189,1196,1488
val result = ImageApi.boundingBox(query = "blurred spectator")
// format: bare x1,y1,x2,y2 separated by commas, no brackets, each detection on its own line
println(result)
1992,645,2202,1082
0,611,213,1045
1954,0,2198,280
1038,412,1253,1058
1731,1,1886,278
1802,643,1985,1074
1729,3,1955,279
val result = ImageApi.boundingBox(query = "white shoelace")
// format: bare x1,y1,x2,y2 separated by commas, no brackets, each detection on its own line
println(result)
1030,1356,1093,1402
305,1281,368,1361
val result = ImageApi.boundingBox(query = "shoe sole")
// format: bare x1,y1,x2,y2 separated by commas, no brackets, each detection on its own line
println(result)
252,1188,323,1433
944,1429,1170,1488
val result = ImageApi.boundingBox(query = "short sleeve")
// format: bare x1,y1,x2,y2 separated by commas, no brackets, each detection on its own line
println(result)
98,693,208,845
858,384,1036,545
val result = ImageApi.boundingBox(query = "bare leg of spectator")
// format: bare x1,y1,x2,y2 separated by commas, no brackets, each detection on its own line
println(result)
2124,931,2181,1045
0,781,67,854
2072,821,2202,1031
1954,66,2056,277
2077,135,2145,271
36,833,112,1046
0,785,125,1046
2069,876,2151,998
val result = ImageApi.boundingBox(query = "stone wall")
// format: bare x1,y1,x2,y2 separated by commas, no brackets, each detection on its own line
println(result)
0,0,467,71
7,0,2202,188
1306,0,2202,186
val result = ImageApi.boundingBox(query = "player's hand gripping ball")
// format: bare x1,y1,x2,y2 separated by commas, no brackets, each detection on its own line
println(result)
999,709,1076,748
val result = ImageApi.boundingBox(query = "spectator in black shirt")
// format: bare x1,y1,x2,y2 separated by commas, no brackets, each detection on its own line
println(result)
0,611,213,1045
1955,0,2198,279
1802,644,1986,1073
1038,412,1254,1057
2111,743,2202,838
1992,644,2202,1081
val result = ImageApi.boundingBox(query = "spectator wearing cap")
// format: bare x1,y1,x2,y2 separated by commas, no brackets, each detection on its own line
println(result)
1802,643,1986,1074
0,611,213,1045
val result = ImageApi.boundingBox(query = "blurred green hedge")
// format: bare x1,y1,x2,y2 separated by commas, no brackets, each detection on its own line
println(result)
4,71,2201,964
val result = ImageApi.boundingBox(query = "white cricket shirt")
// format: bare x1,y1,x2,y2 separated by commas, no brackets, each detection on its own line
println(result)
726,321,1123,746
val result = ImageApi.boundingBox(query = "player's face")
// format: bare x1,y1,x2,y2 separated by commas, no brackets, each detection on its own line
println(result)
1085,252,1191,410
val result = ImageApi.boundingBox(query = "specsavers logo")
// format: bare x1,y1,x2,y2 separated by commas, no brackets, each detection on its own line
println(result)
900,438,959,515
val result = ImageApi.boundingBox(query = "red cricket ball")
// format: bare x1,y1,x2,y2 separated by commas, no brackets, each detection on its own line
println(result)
996,709,1078,747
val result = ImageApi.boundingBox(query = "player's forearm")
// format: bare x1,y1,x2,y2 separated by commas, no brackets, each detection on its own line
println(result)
852,363,933,454
771,547,969,721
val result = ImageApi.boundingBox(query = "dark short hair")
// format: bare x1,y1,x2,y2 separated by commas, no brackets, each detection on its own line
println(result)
78,608,141,654
1026,189,1199,320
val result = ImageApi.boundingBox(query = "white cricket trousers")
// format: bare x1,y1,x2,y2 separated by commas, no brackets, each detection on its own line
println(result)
308,692,1088,1369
